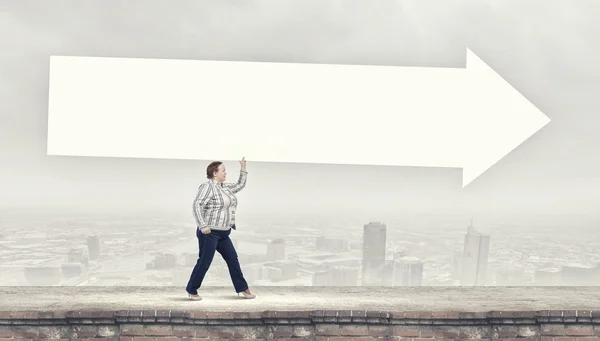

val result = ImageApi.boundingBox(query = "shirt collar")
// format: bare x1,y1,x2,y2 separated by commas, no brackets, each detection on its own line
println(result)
208,178,223,186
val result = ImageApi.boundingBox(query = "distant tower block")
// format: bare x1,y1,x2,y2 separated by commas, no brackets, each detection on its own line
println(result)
87,235,100,260
361,221,387,286
68,246,89,265
392,255,424,286
461,220,490,286
267,238,285,261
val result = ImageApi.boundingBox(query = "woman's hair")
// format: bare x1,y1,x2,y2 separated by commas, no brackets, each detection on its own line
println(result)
206,161,223,179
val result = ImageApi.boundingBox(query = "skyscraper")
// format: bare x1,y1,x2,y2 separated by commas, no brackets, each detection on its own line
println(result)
87,235,100,261
267,238,285,261
461,221,490,286
361,221,387,286
450,249,463,282
392,254,424,286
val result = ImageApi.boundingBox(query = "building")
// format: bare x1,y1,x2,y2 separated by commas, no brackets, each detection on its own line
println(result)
267,238,285,261
450,249,463,281
361,221,387,286
68,246,89,266
494,266,525,286
23,266,62,286
313,266,359,286
87,235,100,260
461,221,490,286
316,236,349,253
392,255,424,286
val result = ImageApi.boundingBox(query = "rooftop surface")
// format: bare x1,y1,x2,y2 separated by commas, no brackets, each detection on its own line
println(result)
1,286,600,312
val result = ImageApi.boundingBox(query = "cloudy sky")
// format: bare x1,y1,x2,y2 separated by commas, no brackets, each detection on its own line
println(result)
0,0,599,220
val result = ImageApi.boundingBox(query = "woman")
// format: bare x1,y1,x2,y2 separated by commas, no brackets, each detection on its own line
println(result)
185,157,256,300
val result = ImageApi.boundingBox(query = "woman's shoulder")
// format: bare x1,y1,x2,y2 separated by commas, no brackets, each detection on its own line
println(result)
197,180,214,189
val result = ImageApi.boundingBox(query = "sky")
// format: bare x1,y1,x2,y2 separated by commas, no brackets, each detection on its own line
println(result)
0,0,599,220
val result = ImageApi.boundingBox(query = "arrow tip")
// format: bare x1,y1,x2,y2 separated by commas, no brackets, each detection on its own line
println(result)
461,48,551,188
461,115,551,188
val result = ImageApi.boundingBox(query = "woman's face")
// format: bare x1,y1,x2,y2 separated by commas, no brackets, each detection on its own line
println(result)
213,164,227,182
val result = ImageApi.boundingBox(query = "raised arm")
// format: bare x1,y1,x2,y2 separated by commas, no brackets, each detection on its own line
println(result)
192,182,214,228
223,170,247,194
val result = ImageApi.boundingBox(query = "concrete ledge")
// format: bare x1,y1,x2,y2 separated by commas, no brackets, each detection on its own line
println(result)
1,286,600,340
3,286,600,312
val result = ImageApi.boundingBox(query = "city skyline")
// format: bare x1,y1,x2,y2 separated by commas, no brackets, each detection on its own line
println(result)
2,209,599,287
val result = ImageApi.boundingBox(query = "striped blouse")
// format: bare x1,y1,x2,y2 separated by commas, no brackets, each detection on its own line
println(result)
192,171,248,231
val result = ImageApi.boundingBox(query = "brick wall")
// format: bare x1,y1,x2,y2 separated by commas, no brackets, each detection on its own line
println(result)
0,310,599,341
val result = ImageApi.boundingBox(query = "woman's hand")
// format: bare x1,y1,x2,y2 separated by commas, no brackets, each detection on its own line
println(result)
201,227,211,234
240,156,247,172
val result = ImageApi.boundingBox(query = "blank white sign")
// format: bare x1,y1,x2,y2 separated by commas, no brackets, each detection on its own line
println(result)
46,55,468,167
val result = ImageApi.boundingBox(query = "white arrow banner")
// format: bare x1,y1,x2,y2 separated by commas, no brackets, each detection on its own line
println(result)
47,49,550,187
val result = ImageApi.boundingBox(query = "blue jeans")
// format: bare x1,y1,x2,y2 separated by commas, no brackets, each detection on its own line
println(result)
185,227,249,294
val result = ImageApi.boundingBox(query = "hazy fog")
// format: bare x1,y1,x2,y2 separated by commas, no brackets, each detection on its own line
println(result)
0,0,599,219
